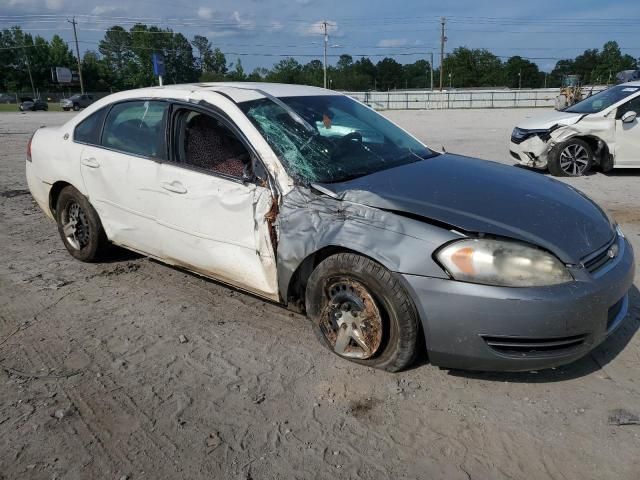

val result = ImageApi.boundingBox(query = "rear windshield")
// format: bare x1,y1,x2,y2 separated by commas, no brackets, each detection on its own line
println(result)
565,85,640,114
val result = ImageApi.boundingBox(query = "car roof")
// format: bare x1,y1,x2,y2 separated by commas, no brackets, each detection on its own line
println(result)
110,82,339,104
619,80,640,87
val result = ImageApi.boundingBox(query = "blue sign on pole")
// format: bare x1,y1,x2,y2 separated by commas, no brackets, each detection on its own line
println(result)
152,53,166,77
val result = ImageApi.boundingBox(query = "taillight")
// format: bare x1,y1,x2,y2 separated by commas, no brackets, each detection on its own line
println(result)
26,132,35,162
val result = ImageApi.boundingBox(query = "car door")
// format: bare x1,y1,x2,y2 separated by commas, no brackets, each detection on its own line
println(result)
79,100,169,255
614,94,640,167
155,105,279,300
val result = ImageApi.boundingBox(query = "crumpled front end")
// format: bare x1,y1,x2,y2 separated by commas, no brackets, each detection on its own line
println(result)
510,134,552,169
510,115,616,170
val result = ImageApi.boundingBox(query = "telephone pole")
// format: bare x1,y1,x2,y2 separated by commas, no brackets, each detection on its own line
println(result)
323,20,328,89
439,17,446,91
67,17,85,94
429,51,434,90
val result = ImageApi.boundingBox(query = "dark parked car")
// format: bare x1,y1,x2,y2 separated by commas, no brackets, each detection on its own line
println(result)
19,97,48,111
61,94,95,111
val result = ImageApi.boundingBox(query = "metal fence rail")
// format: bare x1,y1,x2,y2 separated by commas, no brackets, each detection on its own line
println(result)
346,87,607,110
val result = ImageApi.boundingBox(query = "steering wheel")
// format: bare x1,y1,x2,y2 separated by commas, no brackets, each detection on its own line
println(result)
338,131,363,144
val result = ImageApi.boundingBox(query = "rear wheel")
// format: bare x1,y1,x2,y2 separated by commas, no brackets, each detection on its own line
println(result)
55,186,108,262
305,253,419,372
73,103,80,111
549,138,593,177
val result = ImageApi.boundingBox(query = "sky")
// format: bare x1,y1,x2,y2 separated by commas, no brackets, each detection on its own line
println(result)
1,0,640,73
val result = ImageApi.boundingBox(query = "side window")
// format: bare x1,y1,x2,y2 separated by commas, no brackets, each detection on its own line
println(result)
174,109,250,178
74,107,107,145
617,95,640,119
102,101,169,159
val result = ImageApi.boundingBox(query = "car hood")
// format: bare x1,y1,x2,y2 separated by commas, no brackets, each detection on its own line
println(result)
516,110,585,130
317,154,614,263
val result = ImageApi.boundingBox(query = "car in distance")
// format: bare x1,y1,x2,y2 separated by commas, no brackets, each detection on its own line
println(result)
0,93,15,104
510,81,640,176
26,83,635,372
19,97,48,111
61,93,95,111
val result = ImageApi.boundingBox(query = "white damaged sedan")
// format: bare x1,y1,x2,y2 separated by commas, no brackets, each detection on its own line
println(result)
510,81,640,176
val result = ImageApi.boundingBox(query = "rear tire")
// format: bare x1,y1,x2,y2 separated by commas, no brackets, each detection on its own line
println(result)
305,253,419,372
548,138,593,177
73,104,80,111
55,186,108,262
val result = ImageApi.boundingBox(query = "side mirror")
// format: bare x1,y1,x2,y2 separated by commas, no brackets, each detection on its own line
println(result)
621,111,637,124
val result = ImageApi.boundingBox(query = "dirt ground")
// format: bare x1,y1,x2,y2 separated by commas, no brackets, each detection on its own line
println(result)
1,108,639,480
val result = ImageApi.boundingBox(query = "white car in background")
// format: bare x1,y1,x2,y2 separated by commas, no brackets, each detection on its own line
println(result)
510,81,640,176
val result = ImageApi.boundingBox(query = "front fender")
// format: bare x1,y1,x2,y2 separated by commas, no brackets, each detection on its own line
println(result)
276,188,458,298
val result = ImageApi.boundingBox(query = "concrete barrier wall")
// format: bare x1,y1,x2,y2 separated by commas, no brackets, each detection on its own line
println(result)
345,86,608,110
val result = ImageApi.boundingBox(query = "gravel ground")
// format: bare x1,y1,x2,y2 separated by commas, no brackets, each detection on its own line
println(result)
1,108,639,480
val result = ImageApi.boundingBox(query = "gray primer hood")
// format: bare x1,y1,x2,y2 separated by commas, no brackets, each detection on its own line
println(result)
318,154,614,263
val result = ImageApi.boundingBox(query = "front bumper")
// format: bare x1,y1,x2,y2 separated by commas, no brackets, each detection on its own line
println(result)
399,235,635,371
509,137,551,169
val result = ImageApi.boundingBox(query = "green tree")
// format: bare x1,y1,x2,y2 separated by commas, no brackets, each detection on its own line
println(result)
98,26,132,90
267,58,303,84
442,47,503,88
376,57,403,90
503,56,542,88
191,34,212,73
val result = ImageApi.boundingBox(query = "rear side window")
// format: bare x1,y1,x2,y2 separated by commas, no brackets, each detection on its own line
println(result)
74,107,107,145
102,101,169,159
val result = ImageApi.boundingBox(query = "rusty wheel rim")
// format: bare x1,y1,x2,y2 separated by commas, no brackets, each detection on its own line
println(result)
61,201,90,250
320,279,383,359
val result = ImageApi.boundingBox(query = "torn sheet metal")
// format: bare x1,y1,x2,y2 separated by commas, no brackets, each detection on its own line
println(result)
276,187,458,298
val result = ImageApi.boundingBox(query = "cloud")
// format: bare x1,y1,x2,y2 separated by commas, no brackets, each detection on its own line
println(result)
91,5,125,15
378,38,408,48
198,7,214,19
269,21,283,32
45,0,63,9
230,10,255,30
299,20,338,36
207,10,256,38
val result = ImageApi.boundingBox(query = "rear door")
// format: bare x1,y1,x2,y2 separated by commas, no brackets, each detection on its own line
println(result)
614,93,640,167
79,100,169,255
154,105,279,300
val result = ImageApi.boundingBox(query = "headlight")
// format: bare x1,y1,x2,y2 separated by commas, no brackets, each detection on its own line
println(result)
511,127,551,142
436,238,572,287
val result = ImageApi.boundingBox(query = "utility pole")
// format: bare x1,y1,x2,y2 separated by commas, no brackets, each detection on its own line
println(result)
518,69,522,89
23,49,36,98
67,17,85,94
429,51,434,90
439,17,446,91
323,20,328,89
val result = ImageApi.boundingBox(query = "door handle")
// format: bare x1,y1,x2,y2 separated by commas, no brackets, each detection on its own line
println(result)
81,157,99,168
161,181,187,194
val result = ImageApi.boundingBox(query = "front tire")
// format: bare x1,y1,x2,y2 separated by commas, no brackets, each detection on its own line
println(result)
305,253,419,372
548,138,593,177
55,186,108,262
72,104,80,111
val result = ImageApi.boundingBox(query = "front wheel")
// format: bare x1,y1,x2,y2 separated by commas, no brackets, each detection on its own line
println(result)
548,138,593,177
55,186,108,262
305,253,419,372
72,104,80,111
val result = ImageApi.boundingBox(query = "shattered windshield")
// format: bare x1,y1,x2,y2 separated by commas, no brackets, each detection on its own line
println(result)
239,95,435,183
565,85,640,114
